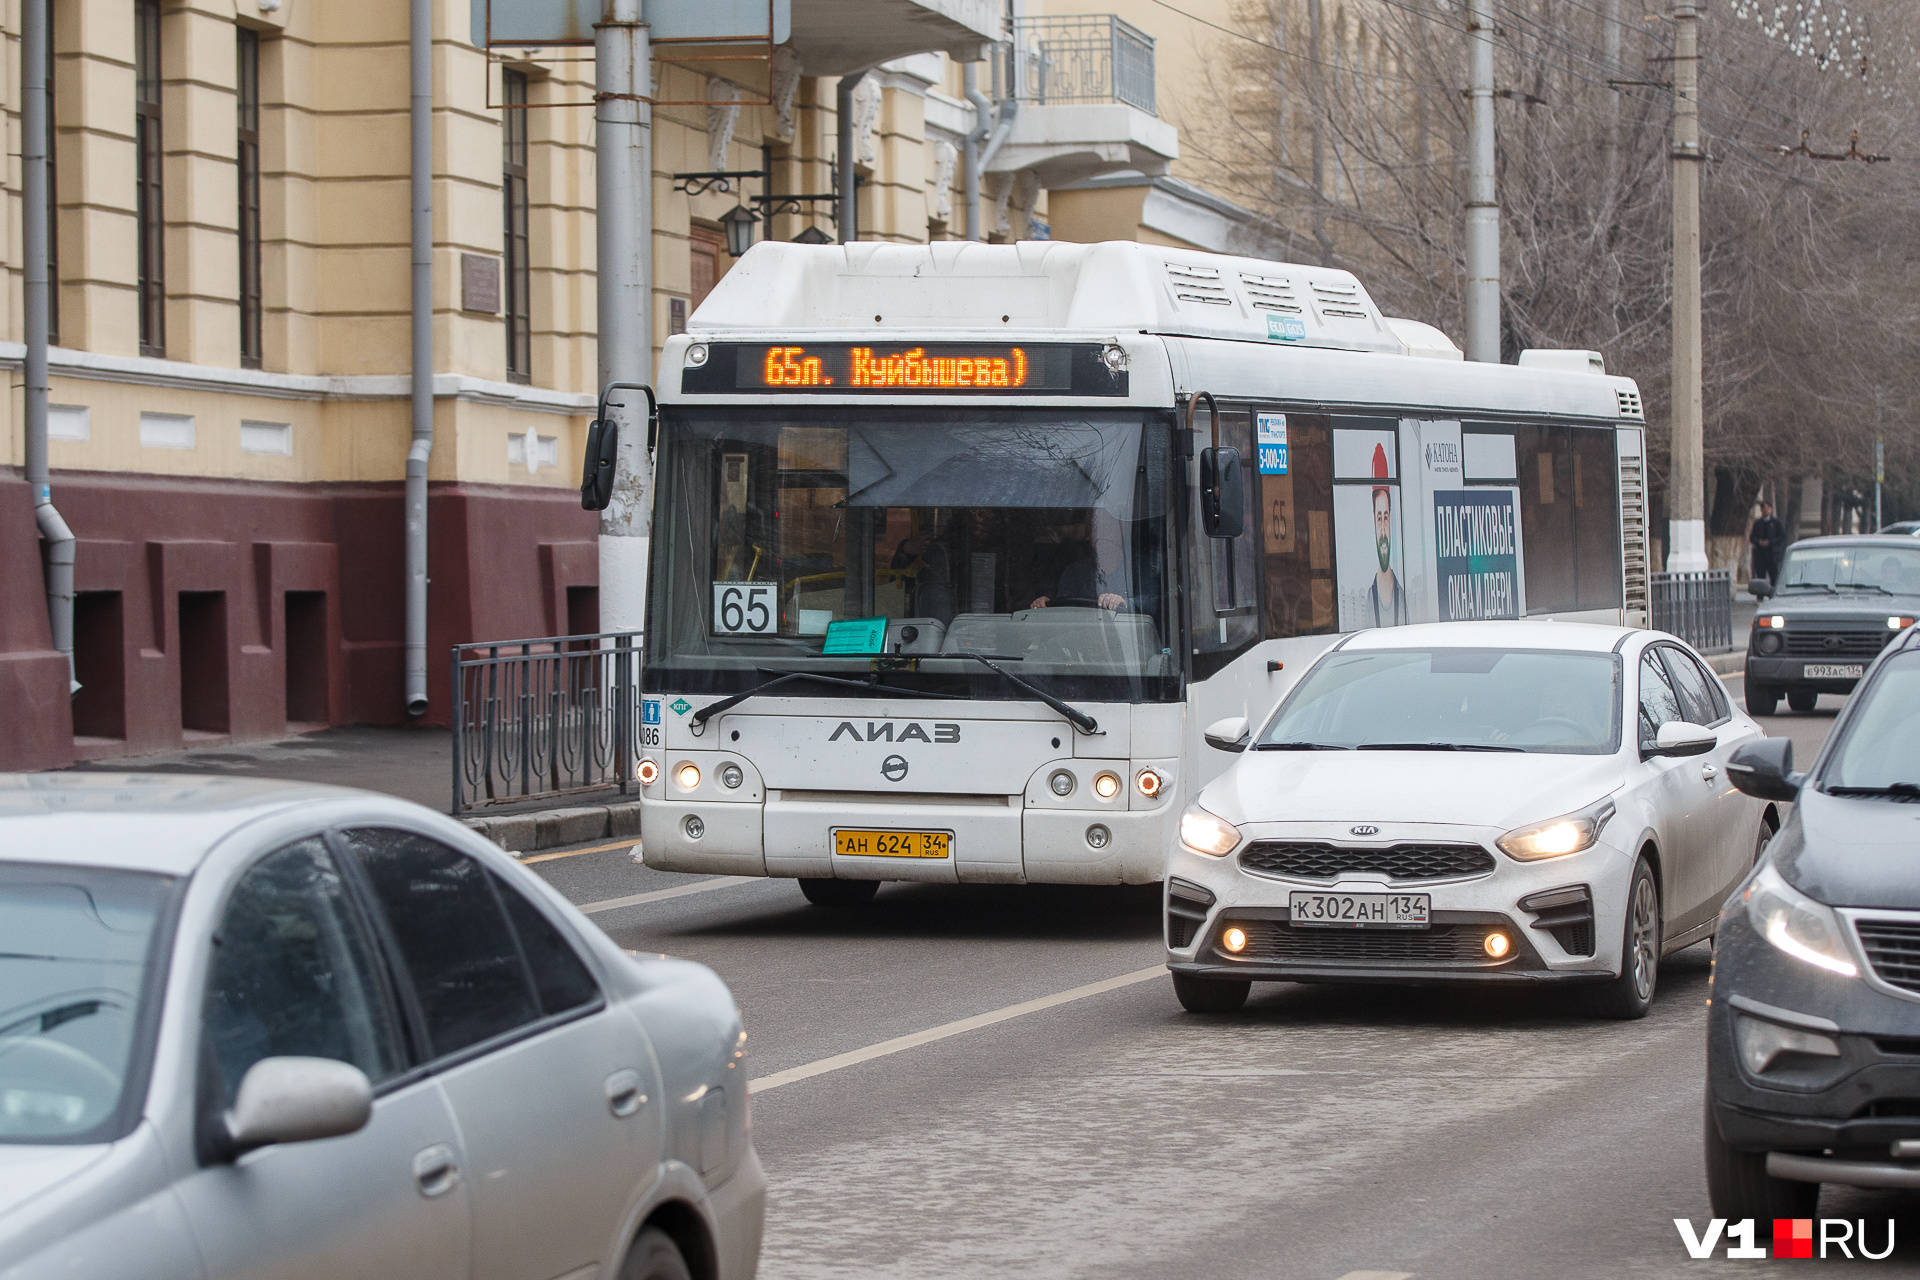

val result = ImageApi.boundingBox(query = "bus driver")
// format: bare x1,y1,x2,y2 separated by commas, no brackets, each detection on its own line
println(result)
1030,509,1156,614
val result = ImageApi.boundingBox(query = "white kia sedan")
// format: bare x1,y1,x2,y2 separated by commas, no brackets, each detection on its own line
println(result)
0,773,763,1280
1166,622,1773,1019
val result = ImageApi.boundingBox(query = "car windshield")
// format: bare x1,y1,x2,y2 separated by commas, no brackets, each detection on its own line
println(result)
650,408,1177,702
1778,543,1920,595
1259,648,1621,754
1823,650,1920,791
0,863,176,1144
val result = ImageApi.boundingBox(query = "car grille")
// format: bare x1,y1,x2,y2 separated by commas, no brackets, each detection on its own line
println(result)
1238,841,1496,883
1222,919,1513,966
1783,629,1893,658
1855,919,1920,995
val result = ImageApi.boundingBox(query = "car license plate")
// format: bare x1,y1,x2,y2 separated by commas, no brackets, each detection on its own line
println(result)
1289,891,1431,929
1803,663,1863,680
834,829,951,859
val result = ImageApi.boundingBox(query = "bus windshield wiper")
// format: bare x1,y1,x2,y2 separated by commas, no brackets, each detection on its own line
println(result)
1832,581,1894,595
1354,742,1524,752
690,668,971,725
1253,741,1352,750
1825,782,1920,801
934,652,1099,735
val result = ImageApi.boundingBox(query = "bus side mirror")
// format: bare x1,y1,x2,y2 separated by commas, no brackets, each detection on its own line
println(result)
581,418,617,511
1200,446,1244,539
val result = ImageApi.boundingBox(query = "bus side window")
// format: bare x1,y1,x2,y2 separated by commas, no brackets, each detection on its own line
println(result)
1518,424,1623,615
1261,414,1335,638
1189,406,1259,669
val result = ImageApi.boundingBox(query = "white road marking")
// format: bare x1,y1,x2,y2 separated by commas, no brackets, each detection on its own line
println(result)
580,876,758,914
749,965,1167,1094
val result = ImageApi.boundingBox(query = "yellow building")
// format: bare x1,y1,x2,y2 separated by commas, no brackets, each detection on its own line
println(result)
1,0,1312,769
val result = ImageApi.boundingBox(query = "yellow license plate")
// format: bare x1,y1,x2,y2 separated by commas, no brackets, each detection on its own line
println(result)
834,829,952,858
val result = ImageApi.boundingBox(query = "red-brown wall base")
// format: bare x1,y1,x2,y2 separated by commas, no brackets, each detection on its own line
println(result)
0,470,600,770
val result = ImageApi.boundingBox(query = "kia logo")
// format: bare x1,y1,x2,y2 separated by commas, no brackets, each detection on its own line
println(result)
881,754,910,783
1349,824,1380,837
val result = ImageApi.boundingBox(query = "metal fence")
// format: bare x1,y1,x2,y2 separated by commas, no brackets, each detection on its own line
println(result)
1009,14,1156,114
451,631,642,815
1650,569,1734,654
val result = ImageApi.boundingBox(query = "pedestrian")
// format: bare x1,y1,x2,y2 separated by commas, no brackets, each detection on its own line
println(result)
1749,501,1786,588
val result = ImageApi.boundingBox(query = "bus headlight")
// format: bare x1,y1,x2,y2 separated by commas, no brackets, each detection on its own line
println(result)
719,763,744,789
1179,803,1241,857
1093,771,1121,799
1049,770,1075,797
675,763,701,790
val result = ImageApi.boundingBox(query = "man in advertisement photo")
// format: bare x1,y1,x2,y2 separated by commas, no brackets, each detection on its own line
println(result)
1368,481,1408,627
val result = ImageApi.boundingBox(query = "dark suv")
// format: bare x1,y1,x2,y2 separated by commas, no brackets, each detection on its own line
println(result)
1705,624,1920,1216
1745,535,1920,715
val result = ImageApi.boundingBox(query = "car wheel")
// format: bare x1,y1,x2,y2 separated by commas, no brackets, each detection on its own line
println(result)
1583,857,1661,1020
619,1227,694,1280
1745,682,1780,716
1172,971,1251,1013
799,877,880,906
1787,688,1818,712
1704,1103,1819,1220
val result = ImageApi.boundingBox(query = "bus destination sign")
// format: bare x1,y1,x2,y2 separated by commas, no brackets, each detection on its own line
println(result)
680,342,1127,397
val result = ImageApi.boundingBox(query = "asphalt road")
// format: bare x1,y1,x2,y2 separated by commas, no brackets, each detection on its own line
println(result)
526,683,1916,1278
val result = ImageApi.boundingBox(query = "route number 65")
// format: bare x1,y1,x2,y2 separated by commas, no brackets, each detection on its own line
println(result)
712,581,776,634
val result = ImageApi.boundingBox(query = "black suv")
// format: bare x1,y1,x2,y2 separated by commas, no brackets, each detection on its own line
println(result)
1704,624,1920,1216
1745,535,1920,716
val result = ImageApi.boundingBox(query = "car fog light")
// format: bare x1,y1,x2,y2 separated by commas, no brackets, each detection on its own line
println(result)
1093,771,1121,799
1085,824,1110,850
1222,925,1248,954
637,759,659,785
1049,770,1075,797
684,815,705,839
1484,932,1511,959
720,763,743,789
675,763,701,790
1136,770,1162,798
1735,1013,1841,1075
1754,631,1782,655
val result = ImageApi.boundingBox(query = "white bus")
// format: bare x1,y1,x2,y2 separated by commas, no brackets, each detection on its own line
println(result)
628,241,1649,902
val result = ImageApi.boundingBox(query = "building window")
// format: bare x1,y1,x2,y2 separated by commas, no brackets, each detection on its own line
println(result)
237,28,262,369
502,70,530,384
135,0,164,357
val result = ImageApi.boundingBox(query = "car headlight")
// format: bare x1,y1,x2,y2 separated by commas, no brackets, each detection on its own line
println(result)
1496,797,1615,861
1178,803,1242,857
1745,863,1858,977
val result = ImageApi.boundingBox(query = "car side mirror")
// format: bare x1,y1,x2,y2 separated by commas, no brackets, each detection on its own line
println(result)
1651,721,1717,758
221,1056,372,1160
580,418,618,511
1749,576,1773,600
1726,738,1802,801
1203,715,1250,752
1200,446,1245,539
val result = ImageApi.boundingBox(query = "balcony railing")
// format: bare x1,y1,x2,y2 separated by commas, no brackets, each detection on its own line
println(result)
1008,14,1156,115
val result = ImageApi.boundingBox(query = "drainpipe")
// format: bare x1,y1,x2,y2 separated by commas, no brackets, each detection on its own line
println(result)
404,0,432,716
837,73,863,243
963,63,986,241
23,0,75,693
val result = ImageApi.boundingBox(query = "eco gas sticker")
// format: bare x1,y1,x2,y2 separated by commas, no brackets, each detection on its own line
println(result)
670,698,692,716
1267,315,1306,342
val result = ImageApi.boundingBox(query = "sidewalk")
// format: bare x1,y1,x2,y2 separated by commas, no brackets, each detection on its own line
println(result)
63,724,638,853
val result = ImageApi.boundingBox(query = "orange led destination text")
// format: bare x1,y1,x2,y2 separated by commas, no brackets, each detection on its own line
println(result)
763,347,828,385
850,346,1028,388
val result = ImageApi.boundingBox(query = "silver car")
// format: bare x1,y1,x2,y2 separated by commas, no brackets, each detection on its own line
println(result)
0,774,764,1280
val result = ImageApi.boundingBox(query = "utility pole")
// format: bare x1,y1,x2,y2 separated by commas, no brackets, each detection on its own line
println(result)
1308,0,1331,265
1463,0,1500,362
597,0,654,636
1667,0,1708,570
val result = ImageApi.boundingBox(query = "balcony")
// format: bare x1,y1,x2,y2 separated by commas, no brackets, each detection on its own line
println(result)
1009,14,1156,114
789,0,1003,75
984,14,1175,188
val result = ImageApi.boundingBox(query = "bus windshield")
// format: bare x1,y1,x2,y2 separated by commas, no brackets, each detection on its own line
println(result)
649,407,1177,701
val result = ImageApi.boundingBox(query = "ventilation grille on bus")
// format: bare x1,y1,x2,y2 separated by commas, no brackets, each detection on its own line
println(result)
1166,262,1234,307
1240,272,1303,314
1616,389,1643,418
1619,452,1649,618
1311,279,1369,320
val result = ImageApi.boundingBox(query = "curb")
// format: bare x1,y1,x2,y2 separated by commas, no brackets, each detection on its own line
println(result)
464,800,642,852
1706,651,1744,676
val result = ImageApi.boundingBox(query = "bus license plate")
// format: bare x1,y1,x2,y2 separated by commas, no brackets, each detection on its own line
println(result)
1289,891,1430,929
834,829,952,859
1803,663,1863,680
